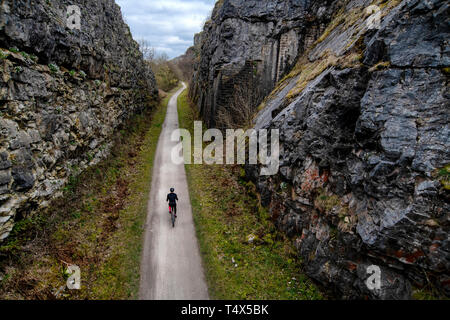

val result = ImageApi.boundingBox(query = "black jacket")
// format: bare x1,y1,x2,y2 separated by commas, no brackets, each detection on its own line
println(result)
167,193,178,205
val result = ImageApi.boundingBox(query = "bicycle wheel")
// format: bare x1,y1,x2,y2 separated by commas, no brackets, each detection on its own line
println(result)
171,212,175,228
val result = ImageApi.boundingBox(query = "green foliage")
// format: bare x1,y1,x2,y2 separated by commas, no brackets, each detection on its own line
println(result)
437,164,450,190
63,168,80,195
79,70,87,78
20,51,30,60
14,66,23,73
369,61,391,72
48,63,59,73
412,286,448,300
69,69,76,77
315,190,341,212
148,58,180,92
9,47,19,53
0,214,48,253
438,165,450,177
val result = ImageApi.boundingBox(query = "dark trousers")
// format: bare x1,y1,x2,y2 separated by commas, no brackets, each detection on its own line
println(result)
169,204,177,214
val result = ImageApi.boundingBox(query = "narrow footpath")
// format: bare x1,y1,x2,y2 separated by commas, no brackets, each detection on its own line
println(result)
139,83,209,300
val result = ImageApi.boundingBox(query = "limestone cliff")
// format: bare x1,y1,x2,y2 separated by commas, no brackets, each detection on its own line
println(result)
190,0,342,127
191,0,449,299
0,0,158,240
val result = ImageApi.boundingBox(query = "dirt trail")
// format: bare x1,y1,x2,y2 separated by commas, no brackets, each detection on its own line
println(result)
139,83,209,300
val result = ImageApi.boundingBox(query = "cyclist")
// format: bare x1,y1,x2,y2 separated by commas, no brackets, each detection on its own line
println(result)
166,188,178,218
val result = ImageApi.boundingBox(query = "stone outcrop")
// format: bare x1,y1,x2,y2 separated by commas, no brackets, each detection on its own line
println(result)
191,0,449,299
0,0,158,240
189,0,342,127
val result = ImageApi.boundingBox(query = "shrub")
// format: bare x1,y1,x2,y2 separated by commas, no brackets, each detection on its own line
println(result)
20,51,30,60
217,76,263,129
48,63,59,73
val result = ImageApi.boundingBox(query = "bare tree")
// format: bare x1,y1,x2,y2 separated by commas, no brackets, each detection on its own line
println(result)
138,38,155,61
148,52,180,92
155,52,169,64
217,78,263,129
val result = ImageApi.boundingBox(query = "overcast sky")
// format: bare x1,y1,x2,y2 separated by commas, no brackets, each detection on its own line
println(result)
116,0,216,59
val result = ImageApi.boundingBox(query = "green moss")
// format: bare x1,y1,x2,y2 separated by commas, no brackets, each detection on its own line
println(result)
436,164,450,190
438,165,450,177
315,191,341,212
20,51,30,60
285,52,339,101
369,61,391,72
14,66,23,73
316,7,346,44
29,54,38,63
0,50,8,59
412,285,449,300
48,63,59,73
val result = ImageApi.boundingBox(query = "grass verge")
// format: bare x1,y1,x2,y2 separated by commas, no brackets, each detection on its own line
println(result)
177,90,323,300
0,86,180,300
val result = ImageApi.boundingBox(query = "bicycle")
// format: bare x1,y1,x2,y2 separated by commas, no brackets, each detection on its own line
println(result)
169,205,176,228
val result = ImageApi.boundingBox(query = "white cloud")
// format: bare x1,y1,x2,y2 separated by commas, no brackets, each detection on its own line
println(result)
116,0,215,58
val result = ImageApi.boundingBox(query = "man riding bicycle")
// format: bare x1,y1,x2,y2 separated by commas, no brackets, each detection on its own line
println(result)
167,188,178,218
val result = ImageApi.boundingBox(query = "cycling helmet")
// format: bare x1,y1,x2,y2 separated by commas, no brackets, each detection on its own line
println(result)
170,188,175,192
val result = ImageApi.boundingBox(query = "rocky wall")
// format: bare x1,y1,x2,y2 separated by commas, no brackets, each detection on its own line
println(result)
192,0,449,299
248,0,449,299
189,0,341,127
0,0,158,240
